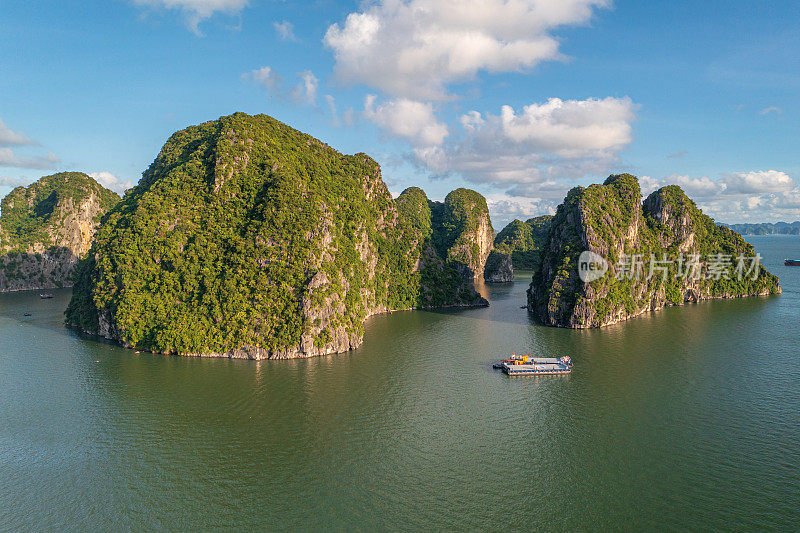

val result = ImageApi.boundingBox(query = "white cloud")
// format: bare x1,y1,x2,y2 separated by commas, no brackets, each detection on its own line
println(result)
243,67,320,107
324,95,338,123
89,171,135,193
241,66,282,93
324,0,610,100
0,176,29,187
669,174,726,197
723,170,795,194
759,106,782,115
638,175,662,196
0,119,37,147
640,171,794,200
498,97,635,156
485,193,558,229
134,0,248,35
0,148,59,170
324,94,355,127
291,70,319,105
363,95,449,146
273,20,296,41
639,170,800,223
415,96,636,197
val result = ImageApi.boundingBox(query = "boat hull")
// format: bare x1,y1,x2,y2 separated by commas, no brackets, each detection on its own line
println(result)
501,364,571,375
785,259,800,266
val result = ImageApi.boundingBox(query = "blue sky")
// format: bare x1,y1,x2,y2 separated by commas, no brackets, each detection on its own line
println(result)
1,0,798,227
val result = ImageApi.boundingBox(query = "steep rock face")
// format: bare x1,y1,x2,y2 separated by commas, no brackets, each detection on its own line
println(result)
396,186,496,294
0,172,119,292
429,188,494,281
528,174,781,328
494,215,552,269
66,113,487,359
483,250,513,282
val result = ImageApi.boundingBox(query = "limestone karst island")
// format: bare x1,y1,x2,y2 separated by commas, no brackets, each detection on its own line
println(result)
0,113,781,360
3,1,798,530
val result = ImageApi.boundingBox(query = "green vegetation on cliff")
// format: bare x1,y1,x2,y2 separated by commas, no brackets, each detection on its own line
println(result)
430,189,490,264
67,113,487,357
430,188,493,278
494,215,552,269
0,172,120,292
396,186,433,240
397,186,494,281
529,174,780,328
0,172,119,252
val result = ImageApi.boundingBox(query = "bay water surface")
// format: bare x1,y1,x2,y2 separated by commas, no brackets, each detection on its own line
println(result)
1,236,799,530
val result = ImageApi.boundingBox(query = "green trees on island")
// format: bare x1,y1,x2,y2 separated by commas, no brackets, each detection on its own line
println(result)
0,172,119,252
66,113,489,358
528,174,781,328
0,172,120,292
55,116,783,347
493,215,553,270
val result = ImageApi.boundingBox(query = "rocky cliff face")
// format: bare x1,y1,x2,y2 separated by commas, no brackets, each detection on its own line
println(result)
0,172,120,292
66,113,489,359
528,174,780,328
426,188,494,281
483,250,513,282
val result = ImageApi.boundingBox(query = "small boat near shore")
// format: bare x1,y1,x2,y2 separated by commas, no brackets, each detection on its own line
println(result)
39,293,53,299
785,259,800,266
493,354,573,375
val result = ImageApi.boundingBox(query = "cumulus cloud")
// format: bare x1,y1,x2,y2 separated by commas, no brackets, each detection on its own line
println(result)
485,193,558,229
242,66,319,106
291,70,319,105
641,171,795,199
414,96,636,197
324,95,338,122
242,66,282,93
0,119,37,147
722,170,794,194
0,148,59,170
324,0,609,100
89,171,135,193
639,170,800,222
363,95,449,146
134,0,248,34
324,95,356,127
670,174,726,197
0,176,30,187
273,20,296,41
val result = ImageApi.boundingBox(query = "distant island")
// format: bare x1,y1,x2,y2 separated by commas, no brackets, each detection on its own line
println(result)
527,174,781,328
724,222,800,235
64,113,510,358
0,172,119,292
493,215,552,270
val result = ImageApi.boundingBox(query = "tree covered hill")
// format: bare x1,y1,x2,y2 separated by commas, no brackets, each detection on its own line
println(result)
66,113,492,358
493,215,552,270
528,174,780,328
0,172,119,292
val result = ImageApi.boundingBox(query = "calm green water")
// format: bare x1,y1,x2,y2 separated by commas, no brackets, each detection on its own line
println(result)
1,236,799,531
